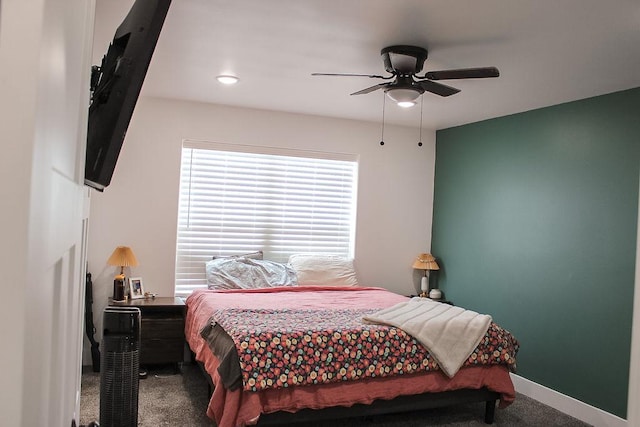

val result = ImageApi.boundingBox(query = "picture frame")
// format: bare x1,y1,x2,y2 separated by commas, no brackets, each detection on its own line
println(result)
128,277,145,299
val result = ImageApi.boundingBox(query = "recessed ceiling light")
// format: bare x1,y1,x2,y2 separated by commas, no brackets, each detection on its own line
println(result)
216,75,239,85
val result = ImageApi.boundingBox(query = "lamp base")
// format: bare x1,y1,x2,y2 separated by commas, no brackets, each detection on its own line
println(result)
420,275,429,295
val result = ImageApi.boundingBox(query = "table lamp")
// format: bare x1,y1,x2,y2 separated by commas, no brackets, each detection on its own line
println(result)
412,253,440,298
107,246,139,301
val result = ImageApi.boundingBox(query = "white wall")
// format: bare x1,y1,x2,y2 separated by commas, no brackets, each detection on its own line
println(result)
85,96,436,357
627,171,640,425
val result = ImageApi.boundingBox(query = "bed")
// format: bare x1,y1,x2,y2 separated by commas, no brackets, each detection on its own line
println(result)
185,280,519,426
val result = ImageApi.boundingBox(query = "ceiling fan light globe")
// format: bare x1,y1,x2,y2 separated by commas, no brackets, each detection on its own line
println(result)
386,88,421,106
397,101,416,108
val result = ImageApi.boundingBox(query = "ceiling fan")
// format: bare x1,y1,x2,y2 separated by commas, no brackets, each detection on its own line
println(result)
312,45,499,108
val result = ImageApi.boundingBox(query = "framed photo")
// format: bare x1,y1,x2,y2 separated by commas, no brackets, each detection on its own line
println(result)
128,277,145,299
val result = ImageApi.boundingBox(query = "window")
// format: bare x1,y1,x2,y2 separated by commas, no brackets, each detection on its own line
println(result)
175,141,359,296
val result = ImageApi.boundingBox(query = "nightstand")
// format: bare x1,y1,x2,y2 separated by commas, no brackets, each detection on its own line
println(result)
109,297,186,369
407,294,453,305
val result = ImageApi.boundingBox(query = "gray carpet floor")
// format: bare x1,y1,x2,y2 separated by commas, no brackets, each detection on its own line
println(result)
80,363,592,426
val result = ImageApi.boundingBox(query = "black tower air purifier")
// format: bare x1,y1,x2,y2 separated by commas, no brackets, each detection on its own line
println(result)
100,307,141,427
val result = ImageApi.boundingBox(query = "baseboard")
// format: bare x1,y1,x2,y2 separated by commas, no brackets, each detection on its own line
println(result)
510,373,627,427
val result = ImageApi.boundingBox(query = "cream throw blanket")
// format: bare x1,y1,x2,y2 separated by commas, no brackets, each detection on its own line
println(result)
363,297,492,378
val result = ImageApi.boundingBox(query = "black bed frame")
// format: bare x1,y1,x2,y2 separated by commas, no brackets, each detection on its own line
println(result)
195,360,499,425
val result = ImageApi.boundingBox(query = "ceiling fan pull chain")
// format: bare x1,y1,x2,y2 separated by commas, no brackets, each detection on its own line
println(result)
380,94,386,146
418,96,424,147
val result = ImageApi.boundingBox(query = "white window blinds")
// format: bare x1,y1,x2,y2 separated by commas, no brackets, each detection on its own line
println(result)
175,141,358,296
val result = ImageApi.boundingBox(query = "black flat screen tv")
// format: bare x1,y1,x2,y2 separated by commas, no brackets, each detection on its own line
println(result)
85,0,171,191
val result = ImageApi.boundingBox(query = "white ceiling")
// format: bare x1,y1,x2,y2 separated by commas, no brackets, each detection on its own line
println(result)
93,0,640,129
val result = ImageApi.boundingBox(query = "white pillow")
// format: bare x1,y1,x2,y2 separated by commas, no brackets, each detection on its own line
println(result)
212,250,263,260
206,258,297,290
288,254,359,287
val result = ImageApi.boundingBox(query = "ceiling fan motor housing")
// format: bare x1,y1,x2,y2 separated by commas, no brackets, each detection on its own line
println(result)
381,45,429,75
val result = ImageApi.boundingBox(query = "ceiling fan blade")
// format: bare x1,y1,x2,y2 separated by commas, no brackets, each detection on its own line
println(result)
417,80,461,97
350,83,389,96
424,67,499,80
312,73,392,79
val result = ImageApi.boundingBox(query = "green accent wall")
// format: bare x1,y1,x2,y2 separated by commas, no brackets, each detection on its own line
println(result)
432,87,640,418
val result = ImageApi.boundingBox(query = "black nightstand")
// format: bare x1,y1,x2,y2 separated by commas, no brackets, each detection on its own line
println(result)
109,297,186,369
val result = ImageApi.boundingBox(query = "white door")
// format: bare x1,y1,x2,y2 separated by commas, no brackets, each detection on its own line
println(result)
0,0,96,426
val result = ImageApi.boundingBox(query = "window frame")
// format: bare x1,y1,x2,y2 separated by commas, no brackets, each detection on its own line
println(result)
174,140,359,296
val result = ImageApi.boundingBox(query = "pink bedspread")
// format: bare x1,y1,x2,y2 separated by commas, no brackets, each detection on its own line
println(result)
185,286,516,427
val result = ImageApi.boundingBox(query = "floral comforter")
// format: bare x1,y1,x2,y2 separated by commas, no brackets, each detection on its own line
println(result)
207,306,519,392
